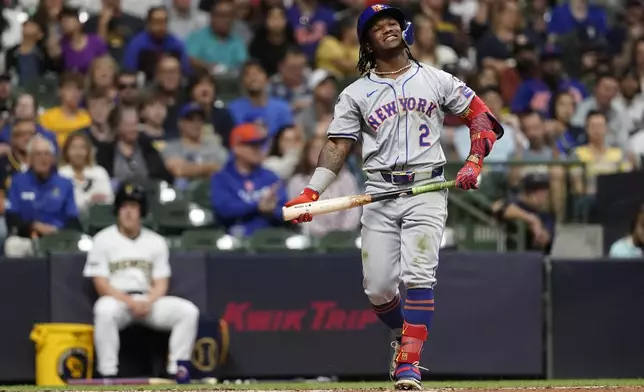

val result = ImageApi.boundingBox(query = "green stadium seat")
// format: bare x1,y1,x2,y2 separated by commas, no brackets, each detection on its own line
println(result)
154,200,207,236
318,230,360,252
34,230,86,255
215,75,241,102
246,228,304,252
186,180,211,209
180,229,227,251
87,204,115,235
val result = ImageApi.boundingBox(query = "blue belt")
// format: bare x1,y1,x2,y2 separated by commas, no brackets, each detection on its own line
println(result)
380,166,444,185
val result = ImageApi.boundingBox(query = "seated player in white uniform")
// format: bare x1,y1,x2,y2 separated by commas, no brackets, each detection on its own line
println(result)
83,182,199,377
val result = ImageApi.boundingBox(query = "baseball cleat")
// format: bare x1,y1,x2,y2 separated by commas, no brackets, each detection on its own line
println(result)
389,338,401,380
393,363,423,390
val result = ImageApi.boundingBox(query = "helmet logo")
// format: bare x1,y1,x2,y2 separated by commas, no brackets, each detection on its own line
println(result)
125,184,133,195
371,4,385,11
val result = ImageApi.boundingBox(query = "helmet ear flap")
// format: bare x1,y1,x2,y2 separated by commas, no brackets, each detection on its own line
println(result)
402,20,414,46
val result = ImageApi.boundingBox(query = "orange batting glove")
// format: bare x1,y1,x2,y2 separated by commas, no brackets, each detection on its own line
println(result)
284,187,319,224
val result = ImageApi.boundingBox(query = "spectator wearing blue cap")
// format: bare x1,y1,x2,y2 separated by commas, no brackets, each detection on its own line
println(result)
163,103,228,189
511,46,588,117
187,71,235,148
492,173,555,253
228,60,295,140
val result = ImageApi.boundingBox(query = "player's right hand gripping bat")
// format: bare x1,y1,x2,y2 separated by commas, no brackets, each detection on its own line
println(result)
282,180,456,221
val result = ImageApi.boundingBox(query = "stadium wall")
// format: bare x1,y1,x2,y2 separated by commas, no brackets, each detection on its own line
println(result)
0,252,642,382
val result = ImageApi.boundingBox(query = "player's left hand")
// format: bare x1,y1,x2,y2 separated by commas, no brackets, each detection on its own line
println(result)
455,159,481,190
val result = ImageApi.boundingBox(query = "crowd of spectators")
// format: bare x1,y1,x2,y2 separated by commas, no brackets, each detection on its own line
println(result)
0,0,641,255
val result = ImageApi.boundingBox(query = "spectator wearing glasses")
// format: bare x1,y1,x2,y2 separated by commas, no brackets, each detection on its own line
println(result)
50,7,109,75
95,107,173,184
0,93,58,154
4,135,81,258
84,0,145,64
123,6,190,82
59,133,114,214
185,0,248,74
116,72,141,109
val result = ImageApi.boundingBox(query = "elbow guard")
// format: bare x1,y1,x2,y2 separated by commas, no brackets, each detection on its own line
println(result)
459,96,505,158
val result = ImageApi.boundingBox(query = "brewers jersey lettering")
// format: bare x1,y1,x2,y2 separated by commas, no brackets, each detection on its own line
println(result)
328,62,474,172
84,225,170,292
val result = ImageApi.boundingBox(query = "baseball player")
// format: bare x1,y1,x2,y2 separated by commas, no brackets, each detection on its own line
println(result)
285,4,504,390
83,182,199,377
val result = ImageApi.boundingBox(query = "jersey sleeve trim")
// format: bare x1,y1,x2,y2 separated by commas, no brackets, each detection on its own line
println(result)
327,132,359,141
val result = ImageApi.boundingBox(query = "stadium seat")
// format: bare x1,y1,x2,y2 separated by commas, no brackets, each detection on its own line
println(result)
87,204,116,235
317,230,360,252
215,75,241,103
154,200,211,236
246,228,305,252
20,74,60,109
186,180,211,209
34,230,86,255
180,229,227,251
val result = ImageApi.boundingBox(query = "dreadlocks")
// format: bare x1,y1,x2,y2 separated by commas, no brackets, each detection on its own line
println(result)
356,36,420,75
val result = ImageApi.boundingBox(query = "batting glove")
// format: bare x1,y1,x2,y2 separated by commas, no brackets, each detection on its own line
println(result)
455,154,482,190
284,187,319,224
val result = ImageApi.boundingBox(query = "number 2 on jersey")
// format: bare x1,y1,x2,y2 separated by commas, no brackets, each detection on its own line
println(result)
419,124,431,147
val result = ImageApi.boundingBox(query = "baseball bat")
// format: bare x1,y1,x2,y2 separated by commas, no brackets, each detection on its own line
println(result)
282,180,456,221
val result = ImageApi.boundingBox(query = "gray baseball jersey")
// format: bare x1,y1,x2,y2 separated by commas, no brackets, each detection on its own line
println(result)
325,62,475,305
327,62,475,172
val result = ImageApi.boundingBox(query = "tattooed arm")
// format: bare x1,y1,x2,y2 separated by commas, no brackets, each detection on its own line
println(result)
318,138,355,174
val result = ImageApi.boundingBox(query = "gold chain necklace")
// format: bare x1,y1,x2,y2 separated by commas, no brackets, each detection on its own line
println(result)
372,61,412,76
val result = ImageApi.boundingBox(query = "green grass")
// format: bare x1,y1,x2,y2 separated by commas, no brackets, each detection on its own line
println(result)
3,379,644,391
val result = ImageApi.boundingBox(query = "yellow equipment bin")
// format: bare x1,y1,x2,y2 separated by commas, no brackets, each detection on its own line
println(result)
30,323,94,386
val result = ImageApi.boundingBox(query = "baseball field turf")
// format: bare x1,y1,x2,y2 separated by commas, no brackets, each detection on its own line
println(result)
3,379,644,391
